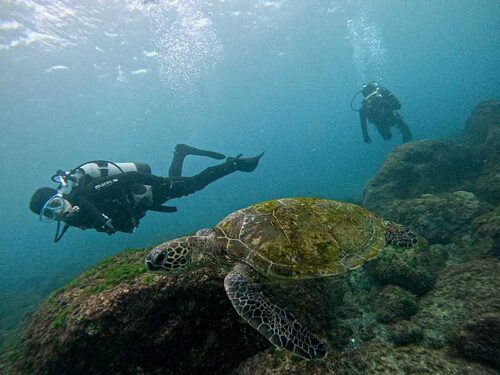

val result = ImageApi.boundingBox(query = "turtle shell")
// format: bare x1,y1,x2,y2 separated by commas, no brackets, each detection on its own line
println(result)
215,197,386,279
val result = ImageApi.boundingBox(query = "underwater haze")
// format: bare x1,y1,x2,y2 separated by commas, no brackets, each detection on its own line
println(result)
0,0,499,351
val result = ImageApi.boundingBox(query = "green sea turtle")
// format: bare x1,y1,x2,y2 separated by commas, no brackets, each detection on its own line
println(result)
145,197,416,360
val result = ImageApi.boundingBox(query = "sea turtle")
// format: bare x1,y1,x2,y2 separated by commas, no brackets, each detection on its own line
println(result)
145,197,416,360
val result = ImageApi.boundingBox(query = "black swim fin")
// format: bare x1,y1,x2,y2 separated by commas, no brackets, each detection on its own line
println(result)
227,152,264,172
174,144,225,160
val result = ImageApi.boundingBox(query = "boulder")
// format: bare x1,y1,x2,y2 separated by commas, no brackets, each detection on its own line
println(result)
460,100,500,204
473,204,500,257
387,320,423,346
232,341,496,375
452,313,500,369
381,191,483,244
460,100,500,148
3,249,268,375
373,285,418,324
413,258,500,352
363,140,478,216
367,240,446,296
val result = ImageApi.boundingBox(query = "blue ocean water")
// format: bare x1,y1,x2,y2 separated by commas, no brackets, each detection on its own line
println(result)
0,0,498,348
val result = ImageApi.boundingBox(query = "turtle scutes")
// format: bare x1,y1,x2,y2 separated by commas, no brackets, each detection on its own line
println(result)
145,197,417,360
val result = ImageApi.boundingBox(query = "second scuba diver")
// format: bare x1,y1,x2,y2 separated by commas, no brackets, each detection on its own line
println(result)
354,82,412,144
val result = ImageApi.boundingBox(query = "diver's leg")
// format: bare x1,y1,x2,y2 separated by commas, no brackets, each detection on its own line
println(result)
376,124,392,140
160,153,264,201
396,118,412,143
168,144,226,177
168,145,186,177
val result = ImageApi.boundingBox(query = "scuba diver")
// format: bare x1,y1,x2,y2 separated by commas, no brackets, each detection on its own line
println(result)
351,82,412,144
29,144,264,242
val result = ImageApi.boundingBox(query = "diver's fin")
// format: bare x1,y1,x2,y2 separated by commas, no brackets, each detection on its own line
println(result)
226,152,264,172
174,144,225,160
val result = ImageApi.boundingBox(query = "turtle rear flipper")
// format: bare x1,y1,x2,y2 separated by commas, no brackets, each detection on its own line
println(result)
384,221,417,247
224,263,327,360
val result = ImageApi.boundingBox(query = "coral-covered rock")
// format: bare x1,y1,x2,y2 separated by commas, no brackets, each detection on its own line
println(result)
461,101,500,204
367,241,446,296
452,314,500,369
387,320,423,346
232,341,496,375
479,128,500,167
473,205,500,257
431,237,494,265
474,164,500,205
381,191,483,244
373,285,418,324
460,100,500,148
3,250,268,375
473,129,500,205
363,140,478,216
414,259,500,351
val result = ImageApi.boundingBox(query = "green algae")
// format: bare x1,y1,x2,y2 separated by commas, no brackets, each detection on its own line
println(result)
51,307,70,329
49,248,151,298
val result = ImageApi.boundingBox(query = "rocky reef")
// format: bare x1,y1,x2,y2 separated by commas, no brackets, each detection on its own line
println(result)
1,100,499,374
0,250,268,374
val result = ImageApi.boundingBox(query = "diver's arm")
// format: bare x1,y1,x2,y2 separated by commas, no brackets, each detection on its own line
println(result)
359,108,371,143
79,172,162,232
71,197,115,234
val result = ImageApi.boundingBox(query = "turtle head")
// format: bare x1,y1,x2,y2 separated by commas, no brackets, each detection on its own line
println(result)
145,229,219,274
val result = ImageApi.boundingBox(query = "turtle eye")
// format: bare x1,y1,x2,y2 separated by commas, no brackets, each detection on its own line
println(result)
155,252,166,265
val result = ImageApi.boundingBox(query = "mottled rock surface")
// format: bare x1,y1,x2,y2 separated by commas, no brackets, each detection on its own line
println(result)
453,313,500,368
413,258,500,351
367,240,446,296
381,191,483,244
232,341,496,375
387,320,423,346
0,250,268,375
373,285,418,324
460,100,500,148
363,140,478,216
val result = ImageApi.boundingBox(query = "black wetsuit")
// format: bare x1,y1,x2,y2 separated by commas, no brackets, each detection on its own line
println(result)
359,87,412,143
62,157,239,234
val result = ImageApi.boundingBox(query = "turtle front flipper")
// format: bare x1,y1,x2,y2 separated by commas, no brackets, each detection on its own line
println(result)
224,263,327,360
384,221,417,247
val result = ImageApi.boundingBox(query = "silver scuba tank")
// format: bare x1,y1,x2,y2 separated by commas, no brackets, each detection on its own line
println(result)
64,161,151,189
77,161,151,178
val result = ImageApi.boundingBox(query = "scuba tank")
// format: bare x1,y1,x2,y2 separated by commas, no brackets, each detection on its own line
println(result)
52,160,151,191
77,161,151,179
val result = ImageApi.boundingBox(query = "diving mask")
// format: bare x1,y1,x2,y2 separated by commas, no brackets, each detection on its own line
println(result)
39,194,66,222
